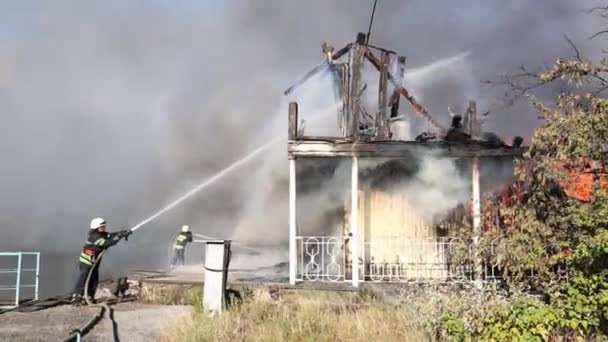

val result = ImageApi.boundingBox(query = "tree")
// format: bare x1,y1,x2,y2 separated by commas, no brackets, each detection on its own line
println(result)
478,20,608,337
436,6,608,339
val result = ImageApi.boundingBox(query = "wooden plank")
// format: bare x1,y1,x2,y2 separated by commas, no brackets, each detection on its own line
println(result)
283,44,353,96
364,50,444,133
349,39,362,140
389,56,406,119
375,52,390,139
288,140,526,158
288,102,298,140
466,101,479,139
341,63,350,137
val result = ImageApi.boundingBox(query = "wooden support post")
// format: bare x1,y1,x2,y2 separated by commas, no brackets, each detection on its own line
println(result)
351,156,360,287
341,63,351,138
365,53,443,133
289,157,297,285
283,43,353,97
363,190,372,281
376,52,390,139
467,101,478,139
288,102,299,140
390,56,406,118
349,34,364,141
330,64,344,135
472,157,483,286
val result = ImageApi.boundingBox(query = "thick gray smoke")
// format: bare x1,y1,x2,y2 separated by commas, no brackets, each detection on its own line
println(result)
0,0,602,294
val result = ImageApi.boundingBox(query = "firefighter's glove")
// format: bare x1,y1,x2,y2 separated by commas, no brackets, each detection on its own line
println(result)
118,230,132,241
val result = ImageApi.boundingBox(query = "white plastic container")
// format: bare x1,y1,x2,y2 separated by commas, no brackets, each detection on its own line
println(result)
389,117,411,141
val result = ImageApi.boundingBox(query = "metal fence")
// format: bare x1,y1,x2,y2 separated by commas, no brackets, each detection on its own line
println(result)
296,236,505,284
0,252,40,308
297,236,346,282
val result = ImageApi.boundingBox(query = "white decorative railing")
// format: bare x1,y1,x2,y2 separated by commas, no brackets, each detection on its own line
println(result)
296,236,346,282
296,236,504,283
366,237,470,282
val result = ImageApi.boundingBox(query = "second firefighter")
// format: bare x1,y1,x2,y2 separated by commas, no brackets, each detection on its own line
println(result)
170,225,193,268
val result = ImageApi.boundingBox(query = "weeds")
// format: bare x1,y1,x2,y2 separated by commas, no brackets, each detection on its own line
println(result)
139,284,202,305
161,289,427,342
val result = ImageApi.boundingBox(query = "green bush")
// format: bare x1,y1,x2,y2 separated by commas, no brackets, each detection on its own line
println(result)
554,274,608,334
437,226,608,340
479,297,559,342
439,313,467,342
436,296,556,341
437,275,608,341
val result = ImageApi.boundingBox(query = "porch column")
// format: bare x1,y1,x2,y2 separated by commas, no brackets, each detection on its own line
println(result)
471,157,483,285
289,157,297,285
351,156,360,287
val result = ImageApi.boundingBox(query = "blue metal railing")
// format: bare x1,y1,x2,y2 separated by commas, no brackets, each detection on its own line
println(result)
0,252,40,307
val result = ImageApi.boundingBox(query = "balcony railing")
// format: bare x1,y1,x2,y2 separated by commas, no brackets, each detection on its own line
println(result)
296,236,505,283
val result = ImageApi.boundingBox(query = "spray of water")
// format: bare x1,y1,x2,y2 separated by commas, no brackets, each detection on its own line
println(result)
404,51,472,84
129,138,280,232
129,101,342,232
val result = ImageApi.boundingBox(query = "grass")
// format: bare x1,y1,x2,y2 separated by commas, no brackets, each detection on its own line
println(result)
161,289,428,342
139,284,202,305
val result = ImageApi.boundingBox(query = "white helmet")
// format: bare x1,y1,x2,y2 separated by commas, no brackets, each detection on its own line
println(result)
181,225,190,232
90,217,106,229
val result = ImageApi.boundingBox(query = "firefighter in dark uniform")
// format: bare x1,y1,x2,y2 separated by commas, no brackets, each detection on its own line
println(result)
170,225,193,268
71,217,130,303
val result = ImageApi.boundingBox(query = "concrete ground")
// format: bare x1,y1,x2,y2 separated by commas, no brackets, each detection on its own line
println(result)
0,302,192,342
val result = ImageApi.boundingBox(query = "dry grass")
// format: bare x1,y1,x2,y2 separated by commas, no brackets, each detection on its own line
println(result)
161,289,428,342
139,283,201,305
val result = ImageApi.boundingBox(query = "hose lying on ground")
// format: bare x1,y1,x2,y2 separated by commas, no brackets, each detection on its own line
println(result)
0,254,122,341
62,305,106,342
66,249,121,342
0,293,73,315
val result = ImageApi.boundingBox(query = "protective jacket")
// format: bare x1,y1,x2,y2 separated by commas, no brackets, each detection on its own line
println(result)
79,230,123,266
174,231,193,250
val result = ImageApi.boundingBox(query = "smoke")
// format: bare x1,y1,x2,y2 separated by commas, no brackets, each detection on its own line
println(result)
393,156,470,221
0,0,602,293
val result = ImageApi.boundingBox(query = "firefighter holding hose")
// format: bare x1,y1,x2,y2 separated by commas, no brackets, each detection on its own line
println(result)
170,225,193,269
71,217,131,304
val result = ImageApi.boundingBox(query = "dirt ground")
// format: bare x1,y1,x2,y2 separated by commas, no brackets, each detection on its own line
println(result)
0,302,192,342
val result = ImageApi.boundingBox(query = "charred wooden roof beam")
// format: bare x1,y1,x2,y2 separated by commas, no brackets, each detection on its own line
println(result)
363,49,445,134
283,43,353,96
288,139,526,158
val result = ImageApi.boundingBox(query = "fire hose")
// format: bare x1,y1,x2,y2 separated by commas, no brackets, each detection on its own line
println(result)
68,231,131,341
83,229,132,306
193,233,259,253
62,301,120,342
0,293,73,315
64,248,121,342
61,234,132,341
0,250,122,340
83,249,107,307
62,303,105,342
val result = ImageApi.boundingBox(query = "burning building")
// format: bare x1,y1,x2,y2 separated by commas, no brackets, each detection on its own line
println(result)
285,33,525,286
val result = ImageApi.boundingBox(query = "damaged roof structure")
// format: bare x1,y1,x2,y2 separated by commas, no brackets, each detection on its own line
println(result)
285,32,525,287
